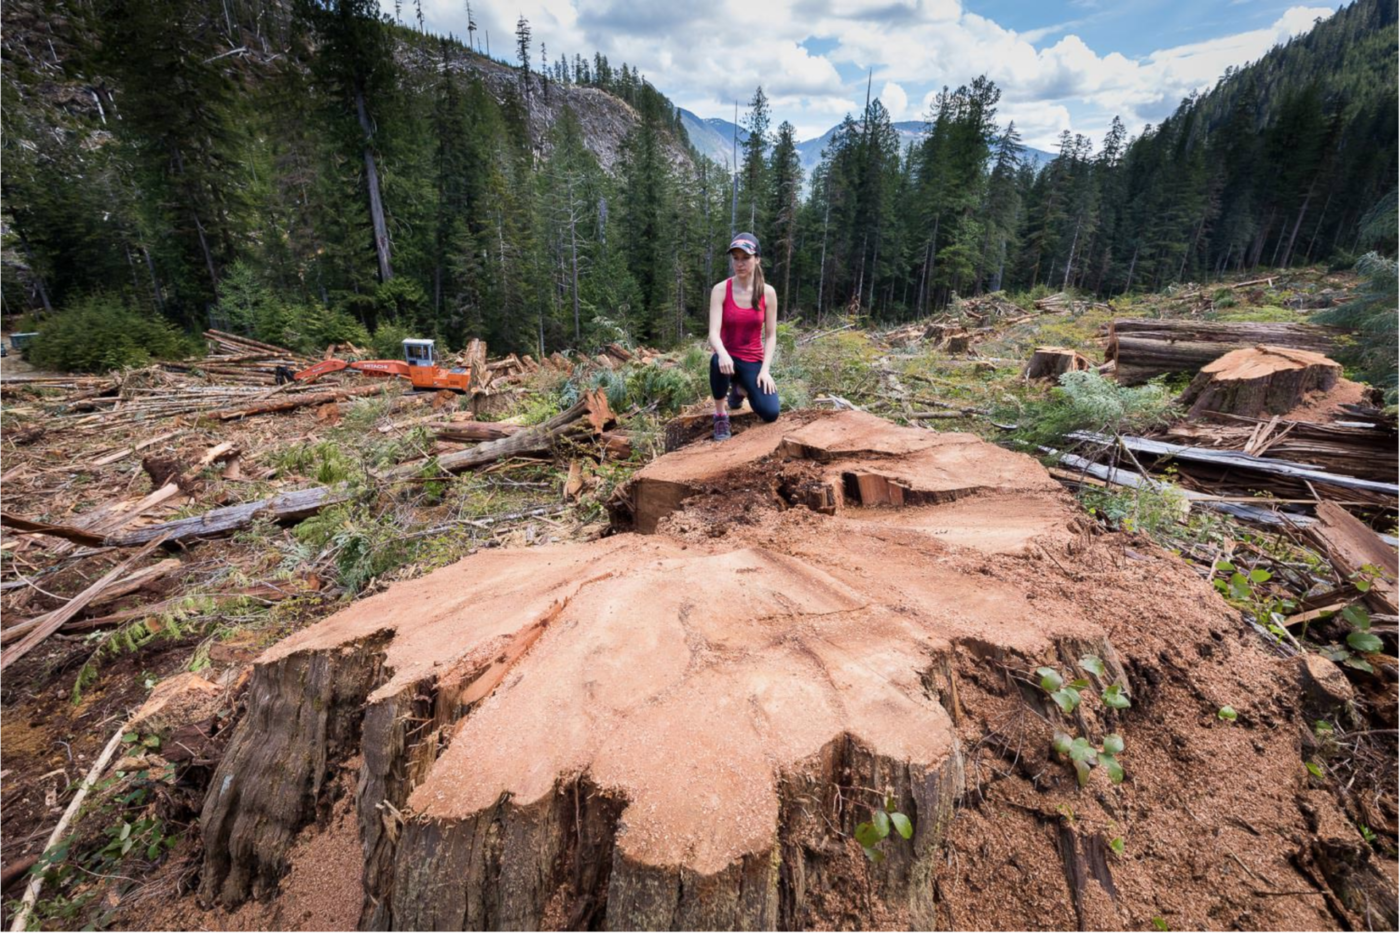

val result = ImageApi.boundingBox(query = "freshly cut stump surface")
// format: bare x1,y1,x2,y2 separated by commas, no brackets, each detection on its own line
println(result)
1181,344,1342,418
200,410,1389,931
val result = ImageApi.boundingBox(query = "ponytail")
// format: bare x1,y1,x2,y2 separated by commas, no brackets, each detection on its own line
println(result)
750,257,766,310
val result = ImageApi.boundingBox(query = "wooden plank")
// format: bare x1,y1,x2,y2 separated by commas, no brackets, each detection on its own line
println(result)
1305,501,1399,615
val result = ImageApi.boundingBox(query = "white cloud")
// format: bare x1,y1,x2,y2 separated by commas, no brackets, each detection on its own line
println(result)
399,0,1337,151
878,81,908,119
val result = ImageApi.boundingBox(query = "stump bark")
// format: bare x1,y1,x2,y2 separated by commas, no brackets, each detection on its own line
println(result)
1180,345,1341,418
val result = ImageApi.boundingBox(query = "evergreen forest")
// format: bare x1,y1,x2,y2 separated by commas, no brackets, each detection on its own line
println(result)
2,0,1396,366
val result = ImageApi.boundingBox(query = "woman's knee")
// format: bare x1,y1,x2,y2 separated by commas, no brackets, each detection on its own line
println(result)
754,395,781,423
708,354,729,399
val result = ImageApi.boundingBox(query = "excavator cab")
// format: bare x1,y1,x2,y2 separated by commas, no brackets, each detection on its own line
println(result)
403,339,436,368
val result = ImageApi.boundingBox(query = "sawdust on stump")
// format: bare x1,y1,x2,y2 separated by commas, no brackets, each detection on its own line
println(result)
195,410,1389,931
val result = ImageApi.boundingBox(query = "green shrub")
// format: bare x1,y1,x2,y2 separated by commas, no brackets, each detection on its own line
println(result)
286,303,372,353
29,294,197,373
371,320,414,359
1007,369,1178,451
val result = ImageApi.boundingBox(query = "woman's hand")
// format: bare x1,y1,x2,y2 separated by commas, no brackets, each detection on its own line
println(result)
757,370,776,395
717,351,735,375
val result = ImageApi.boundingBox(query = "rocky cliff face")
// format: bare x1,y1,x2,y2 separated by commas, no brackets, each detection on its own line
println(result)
412,43,696,176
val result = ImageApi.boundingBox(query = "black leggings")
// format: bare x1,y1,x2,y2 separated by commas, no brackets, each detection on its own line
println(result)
710,354,780,423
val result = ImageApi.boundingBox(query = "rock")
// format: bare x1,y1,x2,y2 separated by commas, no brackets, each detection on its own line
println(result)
1297,653,1356,720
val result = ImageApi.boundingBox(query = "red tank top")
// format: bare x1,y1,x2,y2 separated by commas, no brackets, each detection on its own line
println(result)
720,278,765,363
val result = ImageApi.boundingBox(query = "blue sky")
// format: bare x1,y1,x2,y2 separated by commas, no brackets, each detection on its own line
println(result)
406,0,1338,150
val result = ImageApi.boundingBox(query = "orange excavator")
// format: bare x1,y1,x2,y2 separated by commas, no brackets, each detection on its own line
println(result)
279,338,471,392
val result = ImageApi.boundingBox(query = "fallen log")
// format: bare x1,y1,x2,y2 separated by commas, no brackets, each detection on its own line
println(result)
1048,451,1320,531
1106,319,1343,385
1071,432,1399,505
1159,415,1397,484
434,421,525,442
1,536,170,671
1180,346,1341,418
1,513,109,547
0,559,180,645
211,383,390,420
109,486,350,546
8,724,128,932
382,390,613,480
1305,502,1399,616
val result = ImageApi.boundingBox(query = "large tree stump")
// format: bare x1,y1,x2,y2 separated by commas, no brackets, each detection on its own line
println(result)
1025,346,1092,381
195,411,1365,930
1180,345,1342,418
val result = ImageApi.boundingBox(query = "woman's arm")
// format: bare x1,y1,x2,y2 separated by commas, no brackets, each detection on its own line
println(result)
708,282,733,374
757,284,779,393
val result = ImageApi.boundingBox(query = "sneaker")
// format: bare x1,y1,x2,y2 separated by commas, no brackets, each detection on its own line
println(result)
727,385,747,410
713,414,732,441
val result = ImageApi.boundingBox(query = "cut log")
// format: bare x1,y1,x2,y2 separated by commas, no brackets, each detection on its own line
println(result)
0,559,178,645
1,536,170,670
464,338,489,390
1306,502,1399,616
109,486,350,546
600,430,634,460
1,512,109,547
1161,414,1397,484
1180,346,1342,418
1106,319,1343,385
1071,432,1399,508
433,421,525,443
211,383,390,421
384,390,612,480
1025,346,1093,381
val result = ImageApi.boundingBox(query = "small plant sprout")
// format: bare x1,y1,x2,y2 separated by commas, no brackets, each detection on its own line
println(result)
1305,761,1325,780
1109,836,1126,856
1078,654,1106,677
1037,666,1087,714
1101,683,1131,710
1052,731,1126,786
1217,706,1237,722
854,795,914,862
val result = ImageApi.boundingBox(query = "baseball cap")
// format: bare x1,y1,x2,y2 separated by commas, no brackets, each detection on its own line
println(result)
728,232,760,255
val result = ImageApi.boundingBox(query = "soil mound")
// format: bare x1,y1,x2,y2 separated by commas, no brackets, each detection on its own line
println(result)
196,411,1389,930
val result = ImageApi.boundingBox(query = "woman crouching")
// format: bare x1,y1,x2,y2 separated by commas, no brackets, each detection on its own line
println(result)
708,232,780,441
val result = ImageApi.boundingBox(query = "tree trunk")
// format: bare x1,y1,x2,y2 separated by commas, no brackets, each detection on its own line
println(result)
356,89,394,283
1122,243,1139,295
